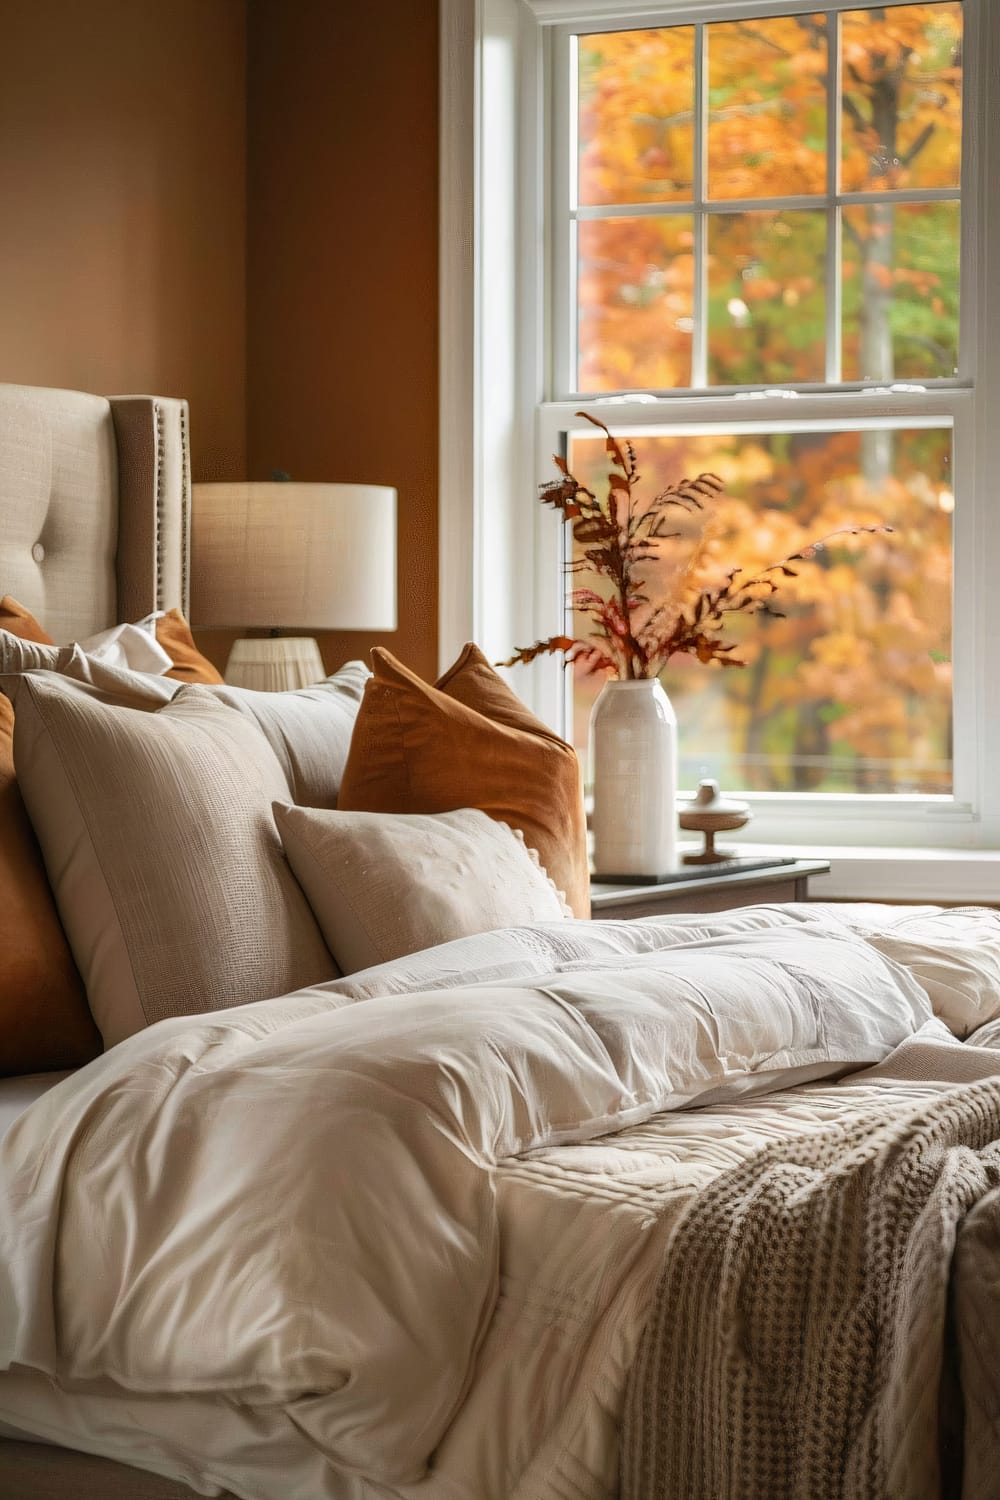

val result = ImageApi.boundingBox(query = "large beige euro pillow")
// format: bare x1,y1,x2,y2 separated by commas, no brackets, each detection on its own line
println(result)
2,638,367,807
275,803,571,975
11,675,338,1047
194,660,369,807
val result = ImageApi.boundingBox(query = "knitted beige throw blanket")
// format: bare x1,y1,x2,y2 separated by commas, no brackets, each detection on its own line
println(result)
622,1080,1000,1500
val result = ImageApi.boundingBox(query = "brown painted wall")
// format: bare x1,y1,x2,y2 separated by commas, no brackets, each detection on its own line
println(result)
0,0,247,483
234,0,439,681
0,0,438,673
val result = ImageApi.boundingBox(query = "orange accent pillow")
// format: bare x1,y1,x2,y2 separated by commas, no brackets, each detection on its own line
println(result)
0,594,52,644
337,644,590,917
155,609,225,684
0,612,100,1075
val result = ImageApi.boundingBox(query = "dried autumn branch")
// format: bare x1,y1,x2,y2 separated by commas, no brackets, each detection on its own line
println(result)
500,412,891,679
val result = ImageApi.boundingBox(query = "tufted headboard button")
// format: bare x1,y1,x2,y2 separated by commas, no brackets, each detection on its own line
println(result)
31,542,45,564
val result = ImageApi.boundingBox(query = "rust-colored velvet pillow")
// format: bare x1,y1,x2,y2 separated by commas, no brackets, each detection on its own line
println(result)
0,606,100,1074
337,644,590,917
155,608,225,685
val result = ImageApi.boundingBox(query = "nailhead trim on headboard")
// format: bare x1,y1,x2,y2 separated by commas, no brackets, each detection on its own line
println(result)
107,392,192,623
154,401,165,611
179,402,191,613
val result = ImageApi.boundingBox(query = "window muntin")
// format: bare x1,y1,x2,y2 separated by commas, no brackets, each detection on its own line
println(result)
571,2,963,395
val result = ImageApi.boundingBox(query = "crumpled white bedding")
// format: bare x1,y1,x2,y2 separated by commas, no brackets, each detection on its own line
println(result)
0,904,998,1500
0,1072,72,1143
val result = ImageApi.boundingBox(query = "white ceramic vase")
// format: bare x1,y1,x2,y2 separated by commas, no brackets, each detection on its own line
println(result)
589,677,678,877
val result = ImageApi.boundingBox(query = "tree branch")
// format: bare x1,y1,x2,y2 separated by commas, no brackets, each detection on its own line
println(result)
842,91,870,140
901,120,935,168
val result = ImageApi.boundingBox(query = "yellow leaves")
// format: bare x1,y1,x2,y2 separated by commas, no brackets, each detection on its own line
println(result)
578,26,696,208
578,213,695,392
841,4,962,192
663,252,695,290
790,50,827,80
706,13,827,199
579,6,961,393
567,423,953,789
812,630,870,672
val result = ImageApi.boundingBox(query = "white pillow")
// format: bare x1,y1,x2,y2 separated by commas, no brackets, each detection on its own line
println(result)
0,620,170,676
11,673,338,1046
78,615,173,673
275,803,571,974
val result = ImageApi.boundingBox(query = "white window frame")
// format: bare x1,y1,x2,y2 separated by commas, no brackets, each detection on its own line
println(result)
439,0,1000,892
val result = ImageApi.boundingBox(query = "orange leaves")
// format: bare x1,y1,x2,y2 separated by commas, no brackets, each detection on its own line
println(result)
706,13,827,199
578,26,696,209
577,214,694,392
740,276,783,304
576,6,961,393
573,515,618,545
841,3,962,193
561,422,953,792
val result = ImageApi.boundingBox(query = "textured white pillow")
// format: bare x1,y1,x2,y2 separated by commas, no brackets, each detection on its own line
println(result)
11,674,338,1046
275,803,572,974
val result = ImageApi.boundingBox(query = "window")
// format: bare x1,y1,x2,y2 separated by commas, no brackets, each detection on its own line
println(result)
563,6,962,394
565,420,953,796
440,0,1000,872
537,0,979,821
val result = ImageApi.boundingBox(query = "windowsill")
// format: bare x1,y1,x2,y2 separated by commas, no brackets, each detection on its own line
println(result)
734,843,1000,905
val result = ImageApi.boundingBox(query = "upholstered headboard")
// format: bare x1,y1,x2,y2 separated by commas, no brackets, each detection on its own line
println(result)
0,383,191,642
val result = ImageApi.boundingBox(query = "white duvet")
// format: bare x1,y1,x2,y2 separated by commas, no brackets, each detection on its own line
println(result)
1,904,999,1498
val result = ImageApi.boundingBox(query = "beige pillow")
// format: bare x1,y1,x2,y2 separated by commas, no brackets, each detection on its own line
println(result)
11,675,338,1047
191,661,369,807
49,644,180,706
1,638,368,808
275,803,571,975
0,630,59,675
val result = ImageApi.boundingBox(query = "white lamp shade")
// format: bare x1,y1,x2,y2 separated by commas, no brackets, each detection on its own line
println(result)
190,482,397,631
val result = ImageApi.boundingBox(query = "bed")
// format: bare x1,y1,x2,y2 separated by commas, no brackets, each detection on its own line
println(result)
1,383,999,1500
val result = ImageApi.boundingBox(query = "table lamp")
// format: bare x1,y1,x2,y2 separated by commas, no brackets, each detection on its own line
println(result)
190,482,397,689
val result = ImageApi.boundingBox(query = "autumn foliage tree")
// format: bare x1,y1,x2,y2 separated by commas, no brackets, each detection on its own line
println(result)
571,3,960,793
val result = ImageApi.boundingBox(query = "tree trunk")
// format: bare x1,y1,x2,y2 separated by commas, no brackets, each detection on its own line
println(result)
859,65,899,484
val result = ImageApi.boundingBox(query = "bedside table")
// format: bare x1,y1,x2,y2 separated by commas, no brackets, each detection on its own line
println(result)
590,858,831,919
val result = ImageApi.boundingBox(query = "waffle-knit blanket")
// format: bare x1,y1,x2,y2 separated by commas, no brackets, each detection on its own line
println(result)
622,1079,1000,1500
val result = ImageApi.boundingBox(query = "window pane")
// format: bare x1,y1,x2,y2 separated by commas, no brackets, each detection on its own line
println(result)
842,201,959,380
841,3,962,191
707,14,827,201
578,27,695,208
845,201,959,384
568,426,952,795
707,210,826,386
578,215,694,392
